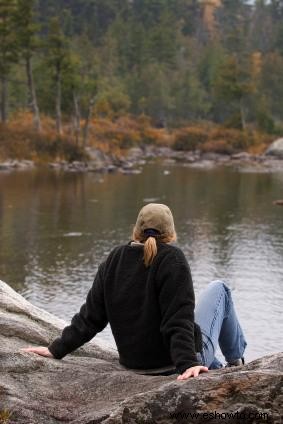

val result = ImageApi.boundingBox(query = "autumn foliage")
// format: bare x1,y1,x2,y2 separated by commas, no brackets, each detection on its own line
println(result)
0,112,275,162
172,125,273,154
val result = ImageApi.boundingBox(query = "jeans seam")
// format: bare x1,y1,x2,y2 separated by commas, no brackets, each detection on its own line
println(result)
210,288,226,339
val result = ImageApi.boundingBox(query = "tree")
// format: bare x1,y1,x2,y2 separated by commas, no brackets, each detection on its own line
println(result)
46,17,70,134
68,35,99,147
216,0,251,55
16,0,42,131
213,55,254,129
0,0,18,123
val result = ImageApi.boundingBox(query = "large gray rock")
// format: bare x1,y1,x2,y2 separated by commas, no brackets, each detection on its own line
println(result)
266,138,283,158
0,280,282,424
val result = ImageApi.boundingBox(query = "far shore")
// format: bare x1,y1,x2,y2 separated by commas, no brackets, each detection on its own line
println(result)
0,112,282,174
1,145,282,175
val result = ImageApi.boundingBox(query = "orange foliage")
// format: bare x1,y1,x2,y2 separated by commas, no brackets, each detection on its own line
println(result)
87,115,169,152
0,111,85,162
0,111,274,161
172,124,273,154
173,126,209,150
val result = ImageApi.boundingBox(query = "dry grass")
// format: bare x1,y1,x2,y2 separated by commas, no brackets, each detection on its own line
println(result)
0,410,11,424
0,112,275,161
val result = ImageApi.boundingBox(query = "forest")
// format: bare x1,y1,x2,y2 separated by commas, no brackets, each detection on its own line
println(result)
0,0,283,160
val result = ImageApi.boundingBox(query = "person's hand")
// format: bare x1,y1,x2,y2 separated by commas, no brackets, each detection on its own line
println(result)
20,346,54,358
177,365,208,380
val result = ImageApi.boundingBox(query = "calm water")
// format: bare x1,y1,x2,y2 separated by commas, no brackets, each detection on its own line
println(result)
0,162,283,362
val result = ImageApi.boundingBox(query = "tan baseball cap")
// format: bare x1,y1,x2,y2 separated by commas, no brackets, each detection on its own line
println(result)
135,203,175,236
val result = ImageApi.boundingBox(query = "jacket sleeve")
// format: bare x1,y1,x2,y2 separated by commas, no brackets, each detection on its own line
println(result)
48,262,108,359
156,251,201,374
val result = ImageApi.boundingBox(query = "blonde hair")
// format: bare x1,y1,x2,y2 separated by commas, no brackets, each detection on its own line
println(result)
132,227,177,267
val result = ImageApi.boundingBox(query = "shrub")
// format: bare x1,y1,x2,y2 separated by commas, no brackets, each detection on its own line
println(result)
209,127,251,151
173,127,208,150
0,113,86,162
200,139,235,154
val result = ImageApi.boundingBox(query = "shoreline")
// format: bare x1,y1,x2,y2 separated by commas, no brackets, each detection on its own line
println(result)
0,145,282,174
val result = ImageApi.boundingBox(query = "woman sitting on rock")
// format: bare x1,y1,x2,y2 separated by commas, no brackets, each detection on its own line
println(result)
22,203,247,380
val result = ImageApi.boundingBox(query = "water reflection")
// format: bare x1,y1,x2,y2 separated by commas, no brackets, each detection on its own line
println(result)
0,164,282,360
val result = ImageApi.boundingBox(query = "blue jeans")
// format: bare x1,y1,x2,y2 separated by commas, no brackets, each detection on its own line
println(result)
195,280,247,369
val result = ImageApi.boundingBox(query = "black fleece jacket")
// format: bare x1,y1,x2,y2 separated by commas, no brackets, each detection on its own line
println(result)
48,242,203,374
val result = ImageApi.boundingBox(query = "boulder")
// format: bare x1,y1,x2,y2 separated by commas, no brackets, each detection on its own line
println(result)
0,280,282,424
266,138,283,158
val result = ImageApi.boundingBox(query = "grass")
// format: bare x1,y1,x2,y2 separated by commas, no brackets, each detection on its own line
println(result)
0,410,11,424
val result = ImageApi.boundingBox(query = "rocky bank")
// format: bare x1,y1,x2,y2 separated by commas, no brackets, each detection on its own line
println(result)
1,138,283,175
0,280,282,424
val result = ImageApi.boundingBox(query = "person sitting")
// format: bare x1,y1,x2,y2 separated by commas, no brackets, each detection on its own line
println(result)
22,203,246,380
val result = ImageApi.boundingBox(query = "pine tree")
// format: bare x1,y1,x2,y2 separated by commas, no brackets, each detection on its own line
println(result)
213,55,254,129
46,16,70,134
0,0,18,123
16,0,42,131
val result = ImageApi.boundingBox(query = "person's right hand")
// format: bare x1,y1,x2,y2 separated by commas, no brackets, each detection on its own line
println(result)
20,346,54,358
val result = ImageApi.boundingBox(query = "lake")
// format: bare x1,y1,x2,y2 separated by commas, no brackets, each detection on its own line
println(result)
0,161,282,363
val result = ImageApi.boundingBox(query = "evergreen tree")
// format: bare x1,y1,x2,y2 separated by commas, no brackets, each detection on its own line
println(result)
213,55,254,129
0,0,18,123
16,0,42,131
216,0,251,54
46,16,70,134
0,0,282,132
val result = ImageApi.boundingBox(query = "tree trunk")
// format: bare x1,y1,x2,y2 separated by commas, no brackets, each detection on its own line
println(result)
83,97,95,148
73,91,80,146
55,64,62,135
0,77,8,123
26,56,41,132
240,97,246,130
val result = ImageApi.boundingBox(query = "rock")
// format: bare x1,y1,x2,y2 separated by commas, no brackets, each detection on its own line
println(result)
84,148,115,172
0,161,12,170
1,280,282,423
126,147,144,160
174,151,199,163
231,152,254,161
120,168,142,175
201,152,229,162
187,160,217,169
266,138,283,158
162,158,176,165
106,164,118,173
0,159,34,171
85,147,108,163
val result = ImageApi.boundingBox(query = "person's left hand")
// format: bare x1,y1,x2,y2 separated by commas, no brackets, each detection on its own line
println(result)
20,346,54,358
177,365,208,380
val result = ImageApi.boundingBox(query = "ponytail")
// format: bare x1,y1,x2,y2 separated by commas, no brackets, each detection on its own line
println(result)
132,226,177,268
143,236,158,267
